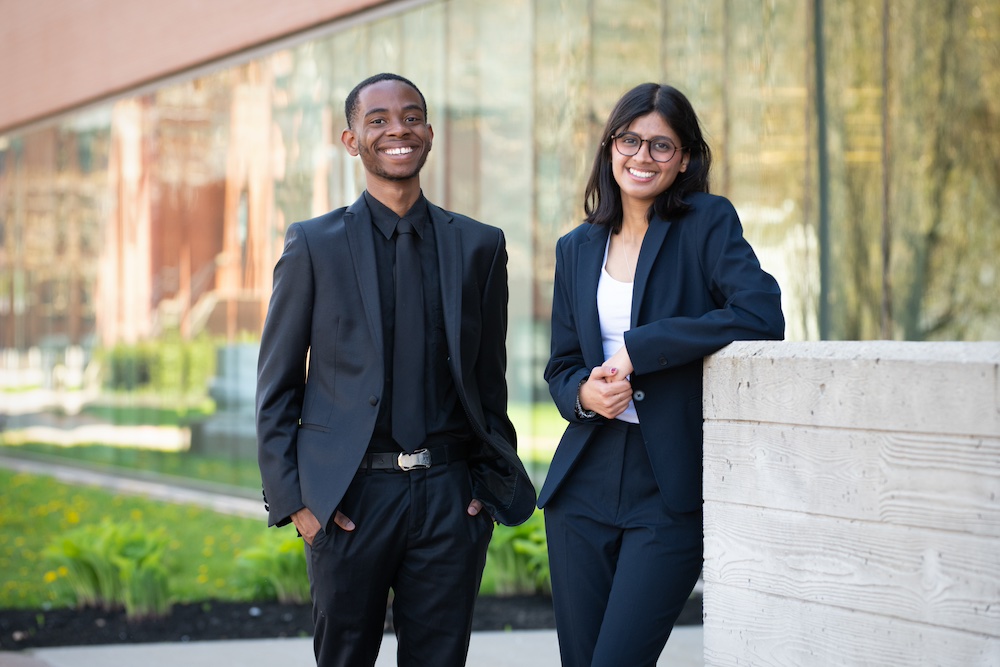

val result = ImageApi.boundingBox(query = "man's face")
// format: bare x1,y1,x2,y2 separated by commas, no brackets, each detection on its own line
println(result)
341,80,433,184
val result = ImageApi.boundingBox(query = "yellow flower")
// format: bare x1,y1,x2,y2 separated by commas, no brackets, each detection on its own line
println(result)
130,509,143,521
44,571,58,583
66,510,80,524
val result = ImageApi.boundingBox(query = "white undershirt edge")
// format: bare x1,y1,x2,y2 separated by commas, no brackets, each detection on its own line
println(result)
597,234,639,424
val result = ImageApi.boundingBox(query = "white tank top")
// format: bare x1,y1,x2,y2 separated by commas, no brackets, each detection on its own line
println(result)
597,234,639,424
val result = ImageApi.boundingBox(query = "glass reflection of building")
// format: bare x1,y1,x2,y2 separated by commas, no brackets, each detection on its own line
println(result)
1,0,998,478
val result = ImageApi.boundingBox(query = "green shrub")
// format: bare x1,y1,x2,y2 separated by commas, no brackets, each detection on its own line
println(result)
43,537,104,609
485,509,550,596
1,470,272,609
117,552,171,621
95,335,218,395
100,343,153,390
236,529,310,604
233,513,554,604
42,520,172,620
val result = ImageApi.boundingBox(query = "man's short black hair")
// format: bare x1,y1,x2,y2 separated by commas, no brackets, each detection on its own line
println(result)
345,73,428,129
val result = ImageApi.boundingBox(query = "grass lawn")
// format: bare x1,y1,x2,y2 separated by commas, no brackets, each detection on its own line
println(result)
509,401,566,443
0,466,549,609
0,401,569,608
0,468,271,609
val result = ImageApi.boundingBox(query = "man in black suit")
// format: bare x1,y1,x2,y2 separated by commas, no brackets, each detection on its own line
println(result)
256,73,536,667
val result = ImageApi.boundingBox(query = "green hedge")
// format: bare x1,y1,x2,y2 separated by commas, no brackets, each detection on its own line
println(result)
95,335,217,394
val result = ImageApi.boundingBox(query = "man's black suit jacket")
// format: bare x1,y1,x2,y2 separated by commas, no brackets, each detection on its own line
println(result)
256,194,536,530
539,192,784,513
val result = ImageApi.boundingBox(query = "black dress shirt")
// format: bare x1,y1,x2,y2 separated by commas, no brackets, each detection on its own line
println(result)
363,191,473,453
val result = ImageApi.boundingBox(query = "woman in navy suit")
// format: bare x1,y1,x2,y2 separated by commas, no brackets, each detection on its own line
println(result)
539,83,784,666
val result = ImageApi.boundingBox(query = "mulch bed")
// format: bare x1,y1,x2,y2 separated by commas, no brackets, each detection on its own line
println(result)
0,593,701,650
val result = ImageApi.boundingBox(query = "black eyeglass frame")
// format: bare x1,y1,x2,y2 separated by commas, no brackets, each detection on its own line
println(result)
608,131,684,164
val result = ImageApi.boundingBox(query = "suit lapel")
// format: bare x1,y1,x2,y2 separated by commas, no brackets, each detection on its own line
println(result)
344,196,384,353
578,224,609,365
631,216,670,328
429,204,463,374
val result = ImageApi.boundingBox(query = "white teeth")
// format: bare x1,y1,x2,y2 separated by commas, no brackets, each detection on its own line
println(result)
384,147,414,155
629,167,655,179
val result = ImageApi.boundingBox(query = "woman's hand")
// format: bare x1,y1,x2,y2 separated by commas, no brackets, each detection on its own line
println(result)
579,365,633,419
602,345,634,381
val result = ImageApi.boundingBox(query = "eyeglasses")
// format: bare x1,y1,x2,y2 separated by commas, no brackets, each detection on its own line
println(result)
609,132,682,163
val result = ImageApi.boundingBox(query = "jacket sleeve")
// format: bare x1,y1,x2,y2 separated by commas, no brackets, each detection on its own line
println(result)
467,227,538,526
256,223,313,527
625,197,785,374
543,235,593,422
474,228,518,450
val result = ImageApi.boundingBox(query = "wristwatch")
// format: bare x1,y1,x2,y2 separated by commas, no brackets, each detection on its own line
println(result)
574,377,598,420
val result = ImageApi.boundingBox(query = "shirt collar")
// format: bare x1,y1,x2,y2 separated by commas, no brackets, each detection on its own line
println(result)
363,190,429,240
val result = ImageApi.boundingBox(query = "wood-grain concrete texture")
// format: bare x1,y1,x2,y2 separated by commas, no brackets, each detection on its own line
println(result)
702,341,999,666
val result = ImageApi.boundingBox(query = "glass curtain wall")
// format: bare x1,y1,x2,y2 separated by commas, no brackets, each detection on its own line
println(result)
1,0,998,480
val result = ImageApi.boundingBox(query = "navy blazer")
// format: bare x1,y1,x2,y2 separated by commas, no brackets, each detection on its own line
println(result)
539,192,784,512
256,194,536,530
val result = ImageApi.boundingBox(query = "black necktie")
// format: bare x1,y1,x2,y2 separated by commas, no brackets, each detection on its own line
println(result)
392,217,426,451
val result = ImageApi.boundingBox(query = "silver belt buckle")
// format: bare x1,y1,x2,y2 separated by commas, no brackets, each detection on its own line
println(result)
397,448,431,471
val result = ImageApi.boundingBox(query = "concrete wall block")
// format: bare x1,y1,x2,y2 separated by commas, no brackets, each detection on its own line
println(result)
703,501,1000,637
703,584,1000,667
702,342,1000,666
703,422,1000,536
703,341,1000,436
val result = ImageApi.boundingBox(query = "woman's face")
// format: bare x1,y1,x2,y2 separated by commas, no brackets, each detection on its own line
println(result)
610,111,688,210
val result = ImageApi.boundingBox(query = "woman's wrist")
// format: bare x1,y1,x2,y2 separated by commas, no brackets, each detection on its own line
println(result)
574,377,598,419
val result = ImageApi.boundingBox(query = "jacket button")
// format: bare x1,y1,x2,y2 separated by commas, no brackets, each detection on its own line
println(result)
634,390,645,401
658,355,668,366
369,396,378,406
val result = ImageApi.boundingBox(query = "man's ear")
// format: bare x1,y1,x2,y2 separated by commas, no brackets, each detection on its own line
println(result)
341,128,360,156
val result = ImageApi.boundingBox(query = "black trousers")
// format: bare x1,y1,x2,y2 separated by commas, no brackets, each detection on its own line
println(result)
304,459,493,667
544,420,703,667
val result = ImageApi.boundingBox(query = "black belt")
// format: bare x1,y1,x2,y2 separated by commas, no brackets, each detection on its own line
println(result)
360,442,468,472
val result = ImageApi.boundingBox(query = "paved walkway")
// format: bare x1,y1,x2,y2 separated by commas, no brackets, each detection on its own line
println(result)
0,454,704,666
1,627,704,667
0,454,263,518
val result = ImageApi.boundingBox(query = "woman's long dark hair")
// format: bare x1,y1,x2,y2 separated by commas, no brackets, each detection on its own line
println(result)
583,83,711,231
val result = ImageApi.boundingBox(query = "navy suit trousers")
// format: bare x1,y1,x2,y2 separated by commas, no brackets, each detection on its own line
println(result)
544,420,703,667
